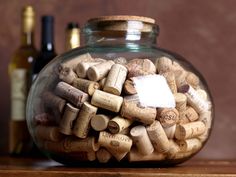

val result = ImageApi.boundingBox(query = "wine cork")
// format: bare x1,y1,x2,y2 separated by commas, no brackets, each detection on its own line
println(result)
163,124,176,139
198,130,209,142
73,102,98,138
43,141,65,152
196,89,208,100
167,140,180,159
175,121,206,140
94,58,106,62
91,114,110,131
158,108,179,128
130,125,154,155
87,60,115,81
114,57,127,65
75,61,101,78
35,126,63,142
178,112,190,124
67,151,96,161
184,106,199,122
103,64,128,95
179,84,209,113
124,94,140,103
155,56,173,74
123,79,137,95
60,53,94,70
185,72,200,89
87,151,97,161
58,66,77,84
34,113,54,126
177,138,202,153
162,72,177,93
33,97,45,115
174,91,187,123
63,136,100,152
172,61,185,71
42,91,66,113
126,58,156,78
198,112,212,142
72,78,100,96
91,90,123,112
98,131,132,153
199,111,212,129
128,149,166,162
146,121,170,153
172,151,193,160
99,77,106,89
107,148,129,161
59,103,79,135
174,70,187,88
121,101,156,125
174,93,187,112
108,116,133,134
55,81,89,108
96,148,112,163
119,128,130,135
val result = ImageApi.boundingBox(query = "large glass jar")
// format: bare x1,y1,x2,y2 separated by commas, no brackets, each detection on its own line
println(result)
26,16,213,166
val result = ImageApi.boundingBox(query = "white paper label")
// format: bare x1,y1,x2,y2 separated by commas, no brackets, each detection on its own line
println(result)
132,74,175,108
11,69,27,121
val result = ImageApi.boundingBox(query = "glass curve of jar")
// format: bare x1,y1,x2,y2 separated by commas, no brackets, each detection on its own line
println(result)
26,16,214,166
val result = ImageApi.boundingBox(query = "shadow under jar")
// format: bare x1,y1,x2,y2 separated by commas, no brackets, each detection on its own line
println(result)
26,15,214,166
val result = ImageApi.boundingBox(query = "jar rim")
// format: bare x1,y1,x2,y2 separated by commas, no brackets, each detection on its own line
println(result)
87,15,156,25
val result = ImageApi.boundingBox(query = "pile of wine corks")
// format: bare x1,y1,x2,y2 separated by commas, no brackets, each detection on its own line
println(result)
34,53,212,163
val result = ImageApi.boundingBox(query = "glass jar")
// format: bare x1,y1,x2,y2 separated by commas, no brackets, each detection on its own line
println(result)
26,16,213,166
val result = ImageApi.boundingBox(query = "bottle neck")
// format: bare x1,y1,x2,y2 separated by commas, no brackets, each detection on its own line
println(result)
41,16,55,52
66,28,80,51
21,6,35,47
21,31,34,46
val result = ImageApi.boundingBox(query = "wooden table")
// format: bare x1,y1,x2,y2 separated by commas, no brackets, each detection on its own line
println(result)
0,156,236,177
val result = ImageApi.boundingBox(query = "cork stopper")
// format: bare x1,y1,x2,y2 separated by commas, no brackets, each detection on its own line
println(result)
85,15,157,33
88,15,155,24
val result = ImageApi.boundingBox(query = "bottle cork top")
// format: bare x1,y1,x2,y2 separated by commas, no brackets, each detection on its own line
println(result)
22,5,34,17
22,5,35,33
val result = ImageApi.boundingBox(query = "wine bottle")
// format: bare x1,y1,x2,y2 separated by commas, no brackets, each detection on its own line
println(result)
65,22,80,51
8,6,38,155
32,15,57,80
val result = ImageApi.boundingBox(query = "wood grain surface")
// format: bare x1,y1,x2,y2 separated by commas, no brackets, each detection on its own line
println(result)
0,0,235,160
0,157,236,177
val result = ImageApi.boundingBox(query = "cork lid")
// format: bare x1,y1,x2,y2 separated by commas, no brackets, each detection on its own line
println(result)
88,15,156,24
85,15,158,33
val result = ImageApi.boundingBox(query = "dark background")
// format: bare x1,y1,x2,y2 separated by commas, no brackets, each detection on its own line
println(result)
0,0,235,159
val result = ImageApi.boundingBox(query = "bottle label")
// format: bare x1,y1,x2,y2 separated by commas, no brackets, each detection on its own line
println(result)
11,69,28,121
